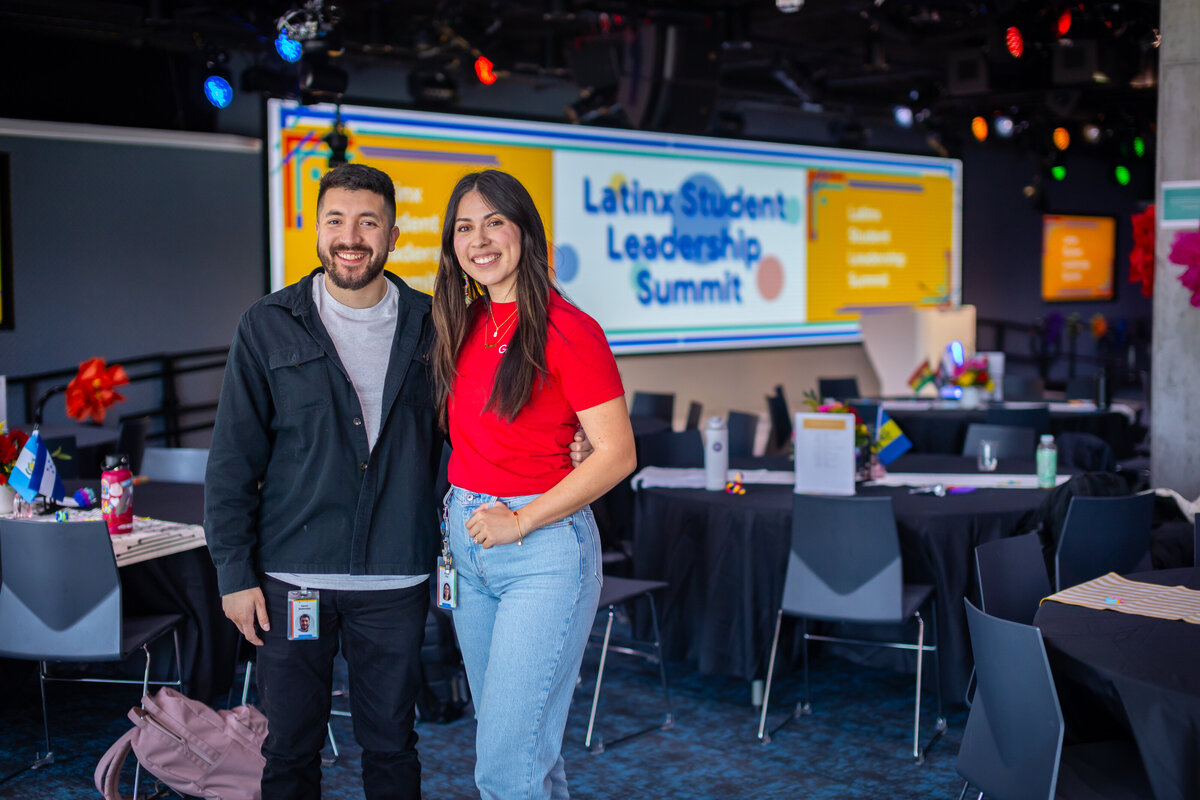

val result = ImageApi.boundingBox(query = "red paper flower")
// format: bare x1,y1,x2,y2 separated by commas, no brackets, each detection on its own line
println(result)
65,357,129,424
1168,230,1200,308
1129,205,1155,298
1089,313,1108,340
0,428,30,485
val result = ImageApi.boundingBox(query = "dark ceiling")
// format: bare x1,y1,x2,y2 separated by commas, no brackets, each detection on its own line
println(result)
0,0,1161,156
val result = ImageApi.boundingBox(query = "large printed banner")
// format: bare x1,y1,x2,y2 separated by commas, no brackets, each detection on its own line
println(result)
268,100,960,354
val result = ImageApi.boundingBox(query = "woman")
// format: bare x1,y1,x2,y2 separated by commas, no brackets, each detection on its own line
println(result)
431,170,636,799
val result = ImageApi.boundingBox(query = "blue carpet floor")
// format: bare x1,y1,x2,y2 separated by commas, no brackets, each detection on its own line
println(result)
0,648,967,799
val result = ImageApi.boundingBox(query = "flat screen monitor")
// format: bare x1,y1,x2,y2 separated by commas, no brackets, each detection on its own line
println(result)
1041,213,1116,301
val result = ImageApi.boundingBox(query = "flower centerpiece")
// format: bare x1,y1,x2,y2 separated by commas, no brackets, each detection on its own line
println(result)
951,356,994,407
0,427,31,488
801,390,873,453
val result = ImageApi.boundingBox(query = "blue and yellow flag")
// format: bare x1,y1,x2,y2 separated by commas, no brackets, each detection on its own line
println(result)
874,408,912,466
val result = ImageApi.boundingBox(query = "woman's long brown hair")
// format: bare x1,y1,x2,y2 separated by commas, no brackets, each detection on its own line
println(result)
431,171,552,428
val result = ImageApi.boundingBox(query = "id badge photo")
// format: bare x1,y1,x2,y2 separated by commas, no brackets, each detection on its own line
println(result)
437,557,457,610
288,588,319,640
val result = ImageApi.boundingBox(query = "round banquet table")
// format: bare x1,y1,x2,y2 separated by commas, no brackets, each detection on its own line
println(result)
632,455,1056,701
884,406,1135,458
1034,567,1200,800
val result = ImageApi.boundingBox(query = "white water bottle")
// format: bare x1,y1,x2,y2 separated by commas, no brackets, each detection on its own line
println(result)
704,417,728,491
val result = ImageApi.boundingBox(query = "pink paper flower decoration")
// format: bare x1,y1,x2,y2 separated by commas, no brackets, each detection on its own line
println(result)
1167,230,1200,308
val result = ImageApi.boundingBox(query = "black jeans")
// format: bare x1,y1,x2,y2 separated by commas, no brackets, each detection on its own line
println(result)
256,576,429,800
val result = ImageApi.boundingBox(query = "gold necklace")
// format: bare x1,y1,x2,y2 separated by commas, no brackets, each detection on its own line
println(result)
483,304,518,348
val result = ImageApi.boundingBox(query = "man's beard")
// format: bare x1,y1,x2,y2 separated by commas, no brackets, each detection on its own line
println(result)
319,245,388,291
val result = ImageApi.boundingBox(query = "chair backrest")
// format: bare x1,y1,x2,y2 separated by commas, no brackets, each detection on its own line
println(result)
141,447,210,484
958,599,1064,800
0,519,125,661
1001,375,1046,402
636,430,703,468
1064,375,1097,401
962,423,1037,460
41,435,79,480
1055,431,1116,472
847,401,880,430
817,376,859,401
726,411,758,458
117,416,151,474
985,405,1051,436
781,494,903,623
630,392,675,424
974,533,1051,625
1055,492,1154,591
684,401,704,431
765,386,791,451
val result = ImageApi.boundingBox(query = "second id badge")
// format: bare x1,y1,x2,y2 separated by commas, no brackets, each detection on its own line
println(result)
287,588,319,640
437,557,457,610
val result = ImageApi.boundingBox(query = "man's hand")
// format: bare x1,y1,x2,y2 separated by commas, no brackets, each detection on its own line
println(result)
222,587,270,646
570,426,594,468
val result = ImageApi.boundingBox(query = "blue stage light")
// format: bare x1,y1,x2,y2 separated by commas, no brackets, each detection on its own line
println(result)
275,32,303,63
204,75,234,108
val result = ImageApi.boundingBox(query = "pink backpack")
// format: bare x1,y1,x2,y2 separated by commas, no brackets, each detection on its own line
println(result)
95,687,267,800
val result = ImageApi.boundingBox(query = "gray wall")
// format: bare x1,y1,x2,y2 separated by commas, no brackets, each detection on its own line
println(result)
0,124,264,427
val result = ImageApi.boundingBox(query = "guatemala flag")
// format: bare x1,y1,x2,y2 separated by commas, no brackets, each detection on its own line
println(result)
874,408,912,466
7,430,65,502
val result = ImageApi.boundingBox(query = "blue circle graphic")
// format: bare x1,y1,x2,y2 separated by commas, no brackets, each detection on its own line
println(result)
671,172,727,265
554,244,579,283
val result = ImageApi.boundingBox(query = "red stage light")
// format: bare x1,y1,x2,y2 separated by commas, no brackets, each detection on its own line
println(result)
1005,26,1024,58
1056,10,1072,38
474,56,497,85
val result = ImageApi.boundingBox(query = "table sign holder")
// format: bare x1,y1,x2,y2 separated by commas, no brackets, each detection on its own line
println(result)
793,412,855,495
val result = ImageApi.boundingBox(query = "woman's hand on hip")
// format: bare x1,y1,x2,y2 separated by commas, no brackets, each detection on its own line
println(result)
466,500,522,548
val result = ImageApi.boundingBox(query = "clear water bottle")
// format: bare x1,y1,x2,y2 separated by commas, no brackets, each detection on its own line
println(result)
704,417,728,491
1035,435,1057,489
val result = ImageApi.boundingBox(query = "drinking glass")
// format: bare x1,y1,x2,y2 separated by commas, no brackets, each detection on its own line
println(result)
977,439,998,472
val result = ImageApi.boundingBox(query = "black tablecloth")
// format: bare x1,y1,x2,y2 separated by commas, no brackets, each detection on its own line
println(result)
1034,568,1200,800
66,479,238,703
632,456,1050,701
886,407,1134,458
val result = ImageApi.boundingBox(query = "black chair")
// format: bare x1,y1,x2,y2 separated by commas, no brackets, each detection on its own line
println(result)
117,416,150,474
582,576,674,753
974,533,1051,625
847,400,881,430
957,599,1153,800
684,401,703,431
1001,374,1046,402
140,446,210,483
961,423,1037,460
1055,492,1154,591
985,405,1051,436
40,435,78,481
757,494,945,761
1055,432,1116,472
636,430,703,468
817,376,859,401
0,519,184,790
726,410,758,459
630,392,675,425
765,385,791,453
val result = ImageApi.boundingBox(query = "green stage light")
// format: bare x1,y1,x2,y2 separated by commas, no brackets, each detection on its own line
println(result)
1133,136,1146,158
1114,165,1131,186
1051,164,1067,181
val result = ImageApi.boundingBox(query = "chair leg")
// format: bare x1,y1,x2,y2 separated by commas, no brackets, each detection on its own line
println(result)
932,600,946,732
241,660,254,707
585,607,616,752
956,780,969,800
800,618,812,717
322,722,340,767
912,613,925,761
646,594,674,731
38,663,53,764
756,609,784,743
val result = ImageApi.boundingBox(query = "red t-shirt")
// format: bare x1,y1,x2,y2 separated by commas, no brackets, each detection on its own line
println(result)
448,291,625,495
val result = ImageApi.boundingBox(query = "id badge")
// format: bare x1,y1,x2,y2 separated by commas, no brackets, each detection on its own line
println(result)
437,557,457,610
288,588,319,640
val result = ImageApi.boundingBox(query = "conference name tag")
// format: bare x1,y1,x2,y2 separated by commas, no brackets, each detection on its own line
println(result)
287,588,319,640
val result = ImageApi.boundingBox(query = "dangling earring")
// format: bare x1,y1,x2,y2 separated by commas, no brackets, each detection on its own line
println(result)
462,272,471,305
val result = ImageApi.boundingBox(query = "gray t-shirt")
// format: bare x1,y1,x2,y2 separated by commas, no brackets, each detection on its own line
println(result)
268,276,427,591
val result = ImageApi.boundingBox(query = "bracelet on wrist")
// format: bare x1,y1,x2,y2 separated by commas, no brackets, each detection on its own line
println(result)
513,511,524,546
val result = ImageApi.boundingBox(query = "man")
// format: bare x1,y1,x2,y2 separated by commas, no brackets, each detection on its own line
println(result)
206,163,440,799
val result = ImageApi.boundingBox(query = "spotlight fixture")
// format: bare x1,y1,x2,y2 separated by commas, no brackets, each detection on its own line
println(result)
203,54,234,109
993,115,1014,138
1005,26,1024,59
1052,126,1070,151
278,0,340,42
1056,9,1072,38
1082,124,1102,144
971,115,988,142
893,105,914,128
776,0,804,12
408,70,460,106
324,108,348,167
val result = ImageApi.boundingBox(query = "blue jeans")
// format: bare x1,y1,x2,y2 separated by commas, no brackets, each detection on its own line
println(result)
445,486,603,800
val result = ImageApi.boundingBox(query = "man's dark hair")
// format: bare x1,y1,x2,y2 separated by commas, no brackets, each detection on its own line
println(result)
317,163,397,222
